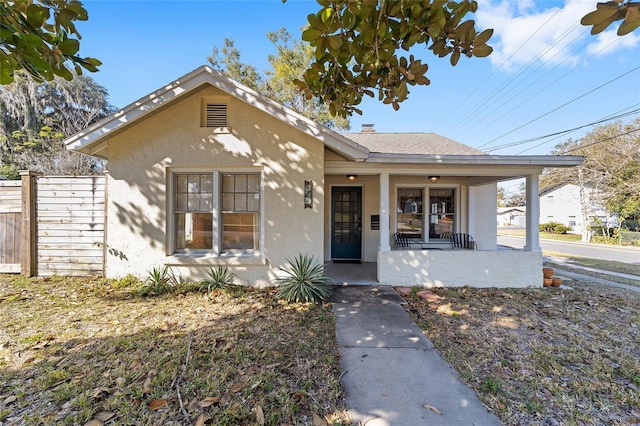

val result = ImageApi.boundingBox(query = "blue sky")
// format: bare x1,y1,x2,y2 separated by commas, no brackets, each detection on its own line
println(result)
78,0,639,166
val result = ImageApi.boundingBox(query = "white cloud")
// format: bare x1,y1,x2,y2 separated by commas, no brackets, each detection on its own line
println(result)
586,29,640,57
475,0,596,71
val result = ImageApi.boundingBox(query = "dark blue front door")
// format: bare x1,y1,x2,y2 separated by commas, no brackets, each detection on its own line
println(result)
331,186,362,261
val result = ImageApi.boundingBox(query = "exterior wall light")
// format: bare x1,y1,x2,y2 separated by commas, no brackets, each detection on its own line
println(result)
428,176,440,182
346,174,358,181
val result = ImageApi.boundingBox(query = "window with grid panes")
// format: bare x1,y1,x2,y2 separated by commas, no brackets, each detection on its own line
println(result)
428,188,455,239
173,172,260,253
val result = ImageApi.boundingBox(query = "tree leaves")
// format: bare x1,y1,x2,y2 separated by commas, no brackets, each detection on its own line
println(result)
295,0,494,117
581,0,640,35
1,0,101,84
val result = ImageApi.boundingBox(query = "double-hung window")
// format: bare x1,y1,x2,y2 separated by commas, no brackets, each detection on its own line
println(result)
174,172,260,254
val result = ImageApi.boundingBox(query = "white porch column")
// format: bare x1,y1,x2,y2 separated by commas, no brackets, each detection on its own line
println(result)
524,174,541,252
379,172,391,251
468,186,476,237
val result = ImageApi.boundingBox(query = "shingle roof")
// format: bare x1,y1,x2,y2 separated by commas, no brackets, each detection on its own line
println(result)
342,132,486,156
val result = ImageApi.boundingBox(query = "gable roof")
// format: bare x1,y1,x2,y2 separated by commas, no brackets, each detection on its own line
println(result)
343,132,485,156
64,65,583,169
64,65,369,161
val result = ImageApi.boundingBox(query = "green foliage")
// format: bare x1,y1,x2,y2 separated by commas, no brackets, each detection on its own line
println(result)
275,254,332,303
543,117,640,232
208,30,349,130
110,274,141,289
204,266,237,291
539,221,570,234
291,0,493,117
0,164,20,180
0,0,101,84
139,265,177,296
581,1,640,36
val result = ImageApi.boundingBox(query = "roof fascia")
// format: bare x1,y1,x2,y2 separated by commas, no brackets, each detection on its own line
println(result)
365,153,585,167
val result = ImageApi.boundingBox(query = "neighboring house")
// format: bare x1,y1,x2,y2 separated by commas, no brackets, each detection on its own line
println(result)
497,206,526,227
539,183,614,235
64,66,583,288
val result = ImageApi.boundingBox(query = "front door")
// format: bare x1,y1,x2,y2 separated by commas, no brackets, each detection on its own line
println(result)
331,186,362,261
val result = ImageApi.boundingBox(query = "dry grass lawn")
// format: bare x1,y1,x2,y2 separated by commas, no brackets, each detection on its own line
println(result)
402,280,640,425
0,275,348,426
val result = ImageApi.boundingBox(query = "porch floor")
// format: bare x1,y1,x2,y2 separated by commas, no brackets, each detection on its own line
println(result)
324,261,378,285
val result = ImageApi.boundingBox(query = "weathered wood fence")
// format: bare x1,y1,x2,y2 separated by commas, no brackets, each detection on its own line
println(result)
0,172,105,277
0,180,22,273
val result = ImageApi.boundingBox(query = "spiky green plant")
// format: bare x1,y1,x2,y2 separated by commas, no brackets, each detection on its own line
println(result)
275,254,332,303
204,266,236,291
139,265,177,296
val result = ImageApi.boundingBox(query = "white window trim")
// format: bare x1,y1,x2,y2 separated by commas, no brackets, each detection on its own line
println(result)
165,167,264,260
393,183,461,243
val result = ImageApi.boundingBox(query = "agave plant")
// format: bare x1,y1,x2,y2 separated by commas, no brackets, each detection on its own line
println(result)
275,254,332,303
205,266,236,291
139,265,177,296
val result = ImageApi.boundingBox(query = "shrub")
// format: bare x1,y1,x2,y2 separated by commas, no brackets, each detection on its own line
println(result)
139,265,177,296
539,221,569,234
204,266,236,291
111,274,141,289
275,254,332,303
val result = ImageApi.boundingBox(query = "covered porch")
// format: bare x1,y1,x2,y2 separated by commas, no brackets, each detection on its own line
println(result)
324,161,580,288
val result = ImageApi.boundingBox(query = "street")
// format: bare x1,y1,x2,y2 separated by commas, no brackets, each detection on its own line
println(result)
497,235,640,265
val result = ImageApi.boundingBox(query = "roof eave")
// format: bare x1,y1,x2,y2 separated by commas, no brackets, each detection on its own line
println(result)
366,153,585,166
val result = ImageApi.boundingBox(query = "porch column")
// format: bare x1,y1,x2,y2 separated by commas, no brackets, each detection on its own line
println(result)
524,174,541,252
468,186,476,236
379,172,391,251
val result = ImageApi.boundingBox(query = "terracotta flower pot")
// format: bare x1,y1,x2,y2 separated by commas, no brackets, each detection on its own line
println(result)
551,278,562,287
543,267,554,279
543,278,553,287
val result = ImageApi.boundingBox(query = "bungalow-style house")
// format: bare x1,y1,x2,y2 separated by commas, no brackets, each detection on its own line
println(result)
497,206,526,227
539,183,615,236
64,66,583,288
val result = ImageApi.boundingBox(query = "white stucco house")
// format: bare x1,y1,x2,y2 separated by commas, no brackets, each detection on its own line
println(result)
539,183,615,235
497,206,526,227
64,66,583,288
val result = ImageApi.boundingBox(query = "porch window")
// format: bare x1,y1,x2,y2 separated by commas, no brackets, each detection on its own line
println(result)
397,188,423,238
174,172,260,254
428,188,455,239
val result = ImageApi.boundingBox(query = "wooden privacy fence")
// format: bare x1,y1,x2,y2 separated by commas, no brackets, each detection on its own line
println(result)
0,172,105,277
0,180,22,273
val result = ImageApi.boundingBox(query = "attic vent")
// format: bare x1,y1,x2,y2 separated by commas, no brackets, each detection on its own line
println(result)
206,104,228,128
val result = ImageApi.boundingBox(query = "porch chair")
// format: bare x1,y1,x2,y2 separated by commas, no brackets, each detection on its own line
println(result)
393,232,427,249
450,233,477,250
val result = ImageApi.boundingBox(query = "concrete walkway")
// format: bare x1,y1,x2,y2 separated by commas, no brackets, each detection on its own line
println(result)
331,286,500,426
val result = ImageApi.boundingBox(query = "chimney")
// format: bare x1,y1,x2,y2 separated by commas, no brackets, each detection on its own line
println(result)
361,123,375,133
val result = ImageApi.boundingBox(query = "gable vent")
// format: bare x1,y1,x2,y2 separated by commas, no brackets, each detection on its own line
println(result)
206,104,228,128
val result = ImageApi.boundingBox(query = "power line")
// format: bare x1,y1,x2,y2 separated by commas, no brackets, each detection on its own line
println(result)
484,105,640,153
477,34,624,149
477,65,640,148
562,128,640,154
436,7,563,133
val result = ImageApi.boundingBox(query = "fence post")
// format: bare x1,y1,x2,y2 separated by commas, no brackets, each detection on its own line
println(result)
20,171,40,276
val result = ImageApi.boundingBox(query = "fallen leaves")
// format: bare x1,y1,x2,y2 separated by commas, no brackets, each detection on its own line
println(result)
423,403,442,415
0,275,348,425
148,399,168,410
404,281,640,425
